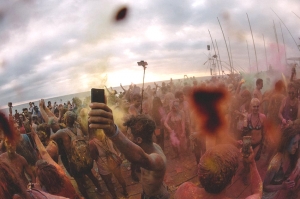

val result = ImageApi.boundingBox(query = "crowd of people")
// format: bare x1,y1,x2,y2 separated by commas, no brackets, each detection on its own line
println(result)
0,70,300,199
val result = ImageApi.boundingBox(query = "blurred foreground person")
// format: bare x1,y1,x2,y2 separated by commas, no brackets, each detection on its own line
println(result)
174,144,262,199
0,160,31,199
262,126,300,199
0,138,36,188
89,103,170,199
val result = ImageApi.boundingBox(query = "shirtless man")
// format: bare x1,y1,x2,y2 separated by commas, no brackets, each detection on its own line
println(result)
129,94,142,116
253,78,263,112
175,91,191,147
50,111,104,199
0,138,36,188
278,82,300,128
174,144,262,199
89,105,170,199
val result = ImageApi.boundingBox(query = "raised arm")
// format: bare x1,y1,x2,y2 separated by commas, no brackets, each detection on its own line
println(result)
21,156,36,183
120,83,127,92
245,147,262,199
164,112,172,133
88,103,165,171
104,85,113,95
39,100,50,124
235,79,245,95
31,127,58,167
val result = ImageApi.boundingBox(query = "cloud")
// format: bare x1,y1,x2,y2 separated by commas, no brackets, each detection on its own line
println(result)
0,0,299,108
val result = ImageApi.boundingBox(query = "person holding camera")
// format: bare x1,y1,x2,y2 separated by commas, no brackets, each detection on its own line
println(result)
89,104,170,199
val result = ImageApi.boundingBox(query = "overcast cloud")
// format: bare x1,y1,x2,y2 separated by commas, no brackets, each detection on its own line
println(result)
0,0,299,108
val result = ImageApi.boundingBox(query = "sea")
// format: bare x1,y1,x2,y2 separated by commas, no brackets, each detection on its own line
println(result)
1,76,211,115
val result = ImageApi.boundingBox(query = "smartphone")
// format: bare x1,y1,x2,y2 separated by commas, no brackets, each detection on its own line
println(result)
91,88,105,103
242,136,252,158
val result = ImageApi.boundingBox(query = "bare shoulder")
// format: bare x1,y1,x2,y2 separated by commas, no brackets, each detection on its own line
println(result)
260,113,266,120
51,128,67,139
148,144,167,170
16,154,28,165
174,182,202,199
268,153,282,171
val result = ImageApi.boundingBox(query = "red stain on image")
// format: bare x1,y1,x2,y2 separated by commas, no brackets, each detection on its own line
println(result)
189,87,228,136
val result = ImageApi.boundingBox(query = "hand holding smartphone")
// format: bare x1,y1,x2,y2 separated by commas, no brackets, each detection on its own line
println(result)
91,88,105,103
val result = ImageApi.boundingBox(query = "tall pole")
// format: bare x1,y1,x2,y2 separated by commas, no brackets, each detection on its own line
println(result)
137,60,148,114
271,8,300,51
208,29,221,76
279,22,287,64
217,17,233,74
246,13,258,72
292,11,300,20
246,40,251,70
262,34,268,71
273,20,280,54
215,39,224,75
228,37,234,70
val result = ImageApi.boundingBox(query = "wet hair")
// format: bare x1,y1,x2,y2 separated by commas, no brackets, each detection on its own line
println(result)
175,91,183,99
37,123,51,139
54,108,59,115
123,114,156,144
35,160,64,194
132,94,141,101
279,126,299,169
72,97,82,108
287,82,297,90
198,144,239,194
152,97,163,109
274,80,284,92
256,78,263,85
64,111,77,125
250,98,260,106
0,160,28,199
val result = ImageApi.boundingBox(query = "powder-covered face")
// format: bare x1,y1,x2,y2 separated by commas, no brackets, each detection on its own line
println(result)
251,101,260,114
172,101,180,112
5,139,16,156
288,134,300,155
288,87,297,100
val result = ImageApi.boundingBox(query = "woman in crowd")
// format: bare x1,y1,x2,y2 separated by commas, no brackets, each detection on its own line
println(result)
31,126,81,199
262,126,300,199
89,129,128,199
164,99,186,158
244,98,267,161
232,89,252,140
152,96,165,150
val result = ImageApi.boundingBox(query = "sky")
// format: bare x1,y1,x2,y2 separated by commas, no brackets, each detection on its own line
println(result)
0,0,299,108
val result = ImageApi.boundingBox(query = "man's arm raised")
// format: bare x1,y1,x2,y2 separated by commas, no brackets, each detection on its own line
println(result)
89,103,165,171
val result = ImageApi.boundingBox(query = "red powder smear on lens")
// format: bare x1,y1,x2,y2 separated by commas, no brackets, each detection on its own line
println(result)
189,87,228,136
115,6,128,21
0,112,16,142
264,119,281,148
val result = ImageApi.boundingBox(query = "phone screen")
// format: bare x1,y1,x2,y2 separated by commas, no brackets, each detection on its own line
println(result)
91,88,105,103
